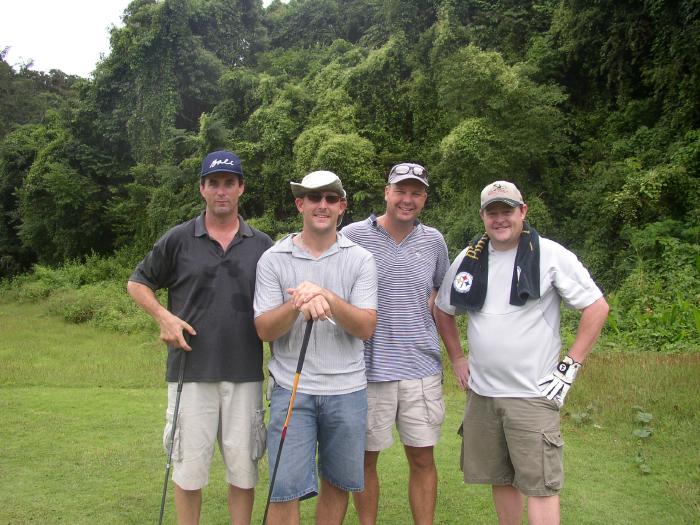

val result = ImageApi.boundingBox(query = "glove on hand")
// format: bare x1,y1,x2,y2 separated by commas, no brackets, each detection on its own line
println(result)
537,355,581,407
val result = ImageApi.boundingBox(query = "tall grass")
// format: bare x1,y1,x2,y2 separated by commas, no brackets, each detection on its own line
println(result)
2,247,698,352
2,250,157,335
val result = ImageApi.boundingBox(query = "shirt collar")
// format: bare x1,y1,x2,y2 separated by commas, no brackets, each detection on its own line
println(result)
369,213,422,230
269,231,355,257
194,212,253,238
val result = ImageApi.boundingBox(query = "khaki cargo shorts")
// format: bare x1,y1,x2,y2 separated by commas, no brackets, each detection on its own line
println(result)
460,392,564,496
163,380,265,491
366,373,445,450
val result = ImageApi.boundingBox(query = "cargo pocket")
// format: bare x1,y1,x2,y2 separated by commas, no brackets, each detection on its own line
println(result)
423,376,446,426
162,412,183,462
250,408,267,461
542,431,564,490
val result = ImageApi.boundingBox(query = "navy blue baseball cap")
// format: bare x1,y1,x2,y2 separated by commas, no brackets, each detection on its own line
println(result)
200,150,244,179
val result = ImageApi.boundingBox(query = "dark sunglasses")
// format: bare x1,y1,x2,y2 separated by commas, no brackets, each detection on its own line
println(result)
305,193,342,204
391,164,427,179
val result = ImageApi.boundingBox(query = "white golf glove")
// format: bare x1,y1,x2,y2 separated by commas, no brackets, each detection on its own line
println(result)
537,355,581,407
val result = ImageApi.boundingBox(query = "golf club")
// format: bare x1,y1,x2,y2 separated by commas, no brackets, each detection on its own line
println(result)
158,348,187,525
262,319,314,524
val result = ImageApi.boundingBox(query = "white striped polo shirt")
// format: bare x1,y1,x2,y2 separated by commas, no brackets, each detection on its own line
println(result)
341,216,449,381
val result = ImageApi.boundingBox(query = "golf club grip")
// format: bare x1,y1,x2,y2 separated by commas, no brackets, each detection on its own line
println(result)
295,320,313,374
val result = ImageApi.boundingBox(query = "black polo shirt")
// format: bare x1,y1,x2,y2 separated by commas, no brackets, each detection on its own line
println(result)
129,213,273,382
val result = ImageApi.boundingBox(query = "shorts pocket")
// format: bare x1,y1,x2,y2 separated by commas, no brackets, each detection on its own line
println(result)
422,376,445,426
250,408,267,461
163,412,183,462
542,431,564,490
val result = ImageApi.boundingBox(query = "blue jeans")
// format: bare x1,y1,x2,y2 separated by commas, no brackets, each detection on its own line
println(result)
267,384,367,501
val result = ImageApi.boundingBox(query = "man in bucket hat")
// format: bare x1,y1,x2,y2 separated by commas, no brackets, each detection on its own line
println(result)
254,170,378,525
434,180,609,525
128,150,273,524
341,162,461,525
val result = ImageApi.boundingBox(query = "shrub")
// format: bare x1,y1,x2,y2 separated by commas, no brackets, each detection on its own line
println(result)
46,282,156,335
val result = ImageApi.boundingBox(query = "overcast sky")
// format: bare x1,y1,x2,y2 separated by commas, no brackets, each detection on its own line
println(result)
1,0,276,78
1,1,132,77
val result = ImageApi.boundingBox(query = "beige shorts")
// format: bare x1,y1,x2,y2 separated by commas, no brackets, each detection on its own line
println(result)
163,381,265,491
460,392,563,496
365,373,445,450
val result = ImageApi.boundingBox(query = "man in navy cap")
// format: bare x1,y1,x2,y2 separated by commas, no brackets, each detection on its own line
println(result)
128,151,273,524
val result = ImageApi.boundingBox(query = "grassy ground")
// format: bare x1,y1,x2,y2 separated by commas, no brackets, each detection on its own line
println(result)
1,298,699,524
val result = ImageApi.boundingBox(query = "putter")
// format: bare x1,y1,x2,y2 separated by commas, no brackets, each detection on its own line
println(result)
158,349,187,525
262,319,314,525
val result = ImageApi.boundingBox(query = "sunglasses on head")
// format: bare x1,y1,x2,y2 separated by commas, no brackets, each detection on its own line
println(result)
305,193,342,204
391,164,427,179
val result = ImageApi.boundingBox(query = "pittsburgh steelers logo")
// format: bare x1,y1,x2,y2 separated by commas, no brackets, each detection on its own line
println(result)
453,272,473,293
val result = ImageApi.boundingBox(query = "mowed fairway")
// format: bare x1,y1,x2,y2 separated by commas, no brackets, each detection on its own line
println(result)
1,298,699,524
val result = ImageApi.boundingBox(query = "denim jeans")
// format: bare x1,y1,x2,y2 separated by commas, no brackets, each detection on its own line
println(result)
267,384,367,501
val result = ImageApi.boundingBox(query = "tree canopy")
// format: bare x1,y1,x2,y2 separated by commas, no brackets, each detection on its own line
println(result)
1,0,698,349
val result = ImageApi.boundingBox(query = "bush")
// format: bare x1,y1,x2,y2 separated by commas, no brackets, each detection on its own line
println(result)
601,221,700,352
2,250,156,335
46,282,156,335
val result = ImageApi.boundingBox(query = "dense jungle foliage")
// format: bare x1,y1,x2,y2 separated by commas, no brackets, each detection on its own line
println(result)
1,0,698,351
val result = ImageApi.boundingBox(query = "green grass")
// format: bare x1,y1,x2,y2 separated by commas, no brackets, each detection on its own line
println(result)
1,298,699,524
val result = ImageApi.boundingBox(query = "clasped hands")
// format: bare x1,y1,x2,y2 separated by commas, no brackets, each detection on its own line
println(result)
287,281,335,322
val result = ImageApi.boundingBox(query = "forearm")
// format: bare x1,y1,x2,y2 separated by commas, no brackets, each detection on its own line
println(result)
128,280,194,349
127,281,168,322
326,291,376,340
428,289,437,316
434,305,464,362
255,300,300,342
567,297,610,363
434,304,469,389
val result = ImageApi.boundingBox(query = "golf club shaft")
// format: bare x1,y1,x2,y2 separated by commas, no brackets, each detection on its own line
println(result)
262,319,314,524
283,374,301,427
158,349,187,525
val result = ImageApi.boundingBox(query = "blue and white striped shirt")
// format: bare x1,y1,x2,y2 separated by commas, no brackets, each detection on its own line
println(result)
342,216,449,381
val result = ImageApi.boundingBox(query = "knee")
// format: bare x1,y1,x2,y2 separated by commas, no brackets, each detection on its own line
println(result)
405,447,435,471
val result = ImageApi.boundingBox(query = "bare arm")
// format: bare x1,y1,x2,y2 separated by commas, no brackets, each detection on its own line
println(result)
567,296,610,363
288,281,377,341
434,304,469,390
320,292,376,341
126,280,196,351
428,288,437,315
254,299,300,342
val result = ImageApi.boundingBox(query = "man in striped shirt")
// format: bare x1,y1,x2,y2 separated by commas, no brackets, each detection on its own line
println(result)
342,163,469,525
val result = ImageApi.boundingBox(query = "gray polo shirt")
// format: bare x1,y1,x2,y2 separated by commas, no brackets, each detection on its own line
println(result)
129,213,273,383
254,233,377,395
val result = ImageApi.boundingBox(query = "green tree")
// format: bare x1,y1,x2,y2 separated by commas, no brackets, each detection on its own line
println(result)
0,125,45,276
16,125,106,265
